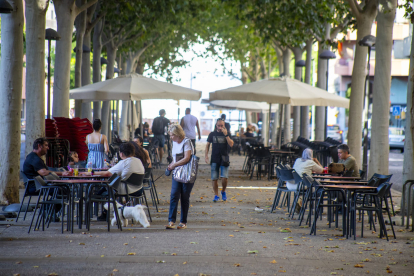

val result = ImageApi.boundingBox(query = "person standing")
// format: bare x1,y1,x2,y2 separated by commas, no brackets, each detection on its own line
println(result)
337,144,360,177
165,124,194,229
220,114,231,134
205,118,234,202
180,108,201,154
152,109,170,164
86,119,109,168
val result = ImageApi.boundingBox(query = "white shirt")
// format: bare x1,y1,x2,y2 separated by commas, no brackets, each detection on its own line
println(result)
172,138,193,163
182,114,198,139
286,158,323,189
109,157,145,181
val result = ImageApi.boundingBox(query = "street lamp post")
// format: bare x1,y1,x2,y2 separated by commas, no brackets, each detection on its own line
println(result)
319,50,336,140
45,28,60,119
295,60,308,139
359,35,376,178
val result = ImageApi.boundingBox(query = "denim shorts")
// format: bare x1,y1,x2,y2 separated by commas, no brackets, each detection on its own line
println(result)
211,163,229,180
153,134,165,147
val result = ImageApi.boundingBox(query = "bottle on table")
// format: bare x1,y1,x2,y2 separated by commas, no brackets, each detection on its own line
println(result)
87,162,93,172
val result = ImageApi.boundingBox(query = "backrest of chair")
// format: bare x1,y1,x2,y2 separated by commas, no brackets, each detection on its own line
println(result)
125,173,145,187
285,164,292,170
43,173,60,180
108,175,121,187
144,167,152,180
278,169,294,182
342,170,354,177
366,176,379,187
302,174,314,189
376,183,389,197
372,173,392,182
20,171,33,184
34,176,47,190
359,170,366,179
292,171,303,184
108,173,118,183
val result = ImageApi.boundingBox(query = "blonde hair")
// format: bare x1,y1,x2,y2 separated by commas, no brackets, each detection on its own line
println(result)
168,123,186,139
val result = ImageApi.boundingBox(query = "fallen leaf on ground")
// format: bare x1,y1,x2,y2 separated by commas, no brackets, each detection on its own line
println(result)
113,269,118,272
15,262,22,264
79,243,85,245
234,263,241,267
354,264,365,268
183,262,187,265
247,250,258,254
101,255,104,257
270,260,277,264
48,273,58,276
171,253,177,256
127,253,136,255
156,260,165,263
45,255,51,258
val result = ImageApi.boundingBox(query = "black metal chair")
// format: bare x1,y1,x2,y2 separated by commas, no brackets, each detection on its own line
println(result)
310,178,346,236
271,168,297,213
354,183,395,241
28,176,70,234
143,167,159,212
17,172,39,222
289,171,306,219
85,175,123,232
117,173,152,222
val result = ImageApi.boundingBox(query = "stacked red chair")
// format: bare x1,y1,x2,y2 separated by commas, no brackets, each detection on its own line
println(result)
45,119,59,137
53,117,93,161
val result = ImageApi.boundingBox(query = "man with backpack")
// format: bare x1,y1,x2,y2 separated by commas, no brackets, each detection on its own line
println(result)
152,109,170,164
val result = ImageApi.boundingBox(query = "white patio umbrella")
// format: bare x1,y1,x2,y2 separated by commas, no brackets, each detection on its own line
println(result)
209,77,349,108
70,73,201,101
209,77,349,146
208,100,278,112
69,73,202,137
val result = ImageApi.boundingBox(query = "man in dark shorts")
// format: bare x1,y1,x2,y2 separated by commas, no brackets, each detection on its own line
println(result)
152,109,170,164
205,118,234,202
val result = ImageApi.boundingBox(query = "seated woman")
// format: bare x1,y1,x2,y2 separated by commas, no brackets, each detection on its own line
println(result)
133,136,151,168
286,148,323,190
243,126,254,138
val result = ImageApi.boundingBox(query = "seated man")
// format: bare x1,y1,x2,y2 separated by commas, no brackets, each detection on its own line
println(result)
23,138,71,194
81,142,145,220
337,144,360,177
22,138,71,222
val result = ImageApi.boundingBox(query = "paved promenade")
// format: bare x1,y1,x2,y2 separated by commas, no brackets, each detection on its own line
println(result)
2,149,413,276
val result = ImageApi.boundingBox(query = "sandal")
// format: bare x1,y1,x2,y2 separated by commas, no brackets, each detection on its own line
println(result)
165,222,175,229
177,223,187,229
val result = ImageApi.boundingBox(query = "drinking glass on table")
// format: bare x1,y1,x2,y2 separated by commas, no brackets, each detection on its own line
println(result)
74,165,79,176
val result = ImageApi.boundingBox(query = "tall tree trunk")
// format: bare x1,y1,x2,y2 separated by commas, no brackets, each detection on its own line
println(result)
101,42,117,137
81,30,92,121
52,0,97,118
74,0,86,118
92,18,103,120
292,47,303,141
0,0,24,204
301,39,313,139
402,16,414,189
25,0,48,156
368,0,396,178
346,0,378,166
120,101,129,140
282,48,292,143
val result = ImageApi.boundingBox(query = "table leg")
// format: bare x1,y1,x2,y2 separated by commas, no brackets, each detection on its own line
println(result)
78,184,84,229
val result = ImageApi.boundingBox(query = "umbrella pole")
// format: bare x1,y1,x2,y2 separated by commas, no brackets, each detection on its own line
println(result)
277,104,284,149
139,100,143,138
268,103,272,147
130,101,134,140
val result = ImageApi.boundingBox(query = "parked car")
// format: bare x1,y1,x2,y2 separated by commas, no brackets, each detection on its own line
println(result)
389,127,405,152
327,124,343,143
21,119,25,134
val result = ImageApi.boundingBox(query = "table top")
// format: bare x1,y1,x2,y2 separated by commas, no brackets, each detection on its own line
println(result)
79,168,109,171
321,185,375,190
318,180,368,185
46,179,108,184
62,175,108,179
313,176,361,180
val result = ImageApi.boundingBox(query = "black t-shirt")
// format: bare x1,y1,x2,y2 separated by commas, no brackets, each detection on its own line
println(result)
245,132,254,138
207,131,230,164
22,152,48,179
152,117,171,135
225,122,231,134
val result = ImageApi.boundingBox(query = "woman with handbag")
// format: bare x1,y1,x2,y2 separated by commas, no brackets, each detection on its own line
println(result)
165,124,195,229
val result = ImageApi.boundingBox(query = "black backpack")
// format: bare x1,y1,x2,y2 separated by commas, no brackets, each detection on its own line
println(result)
152,117,164,134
